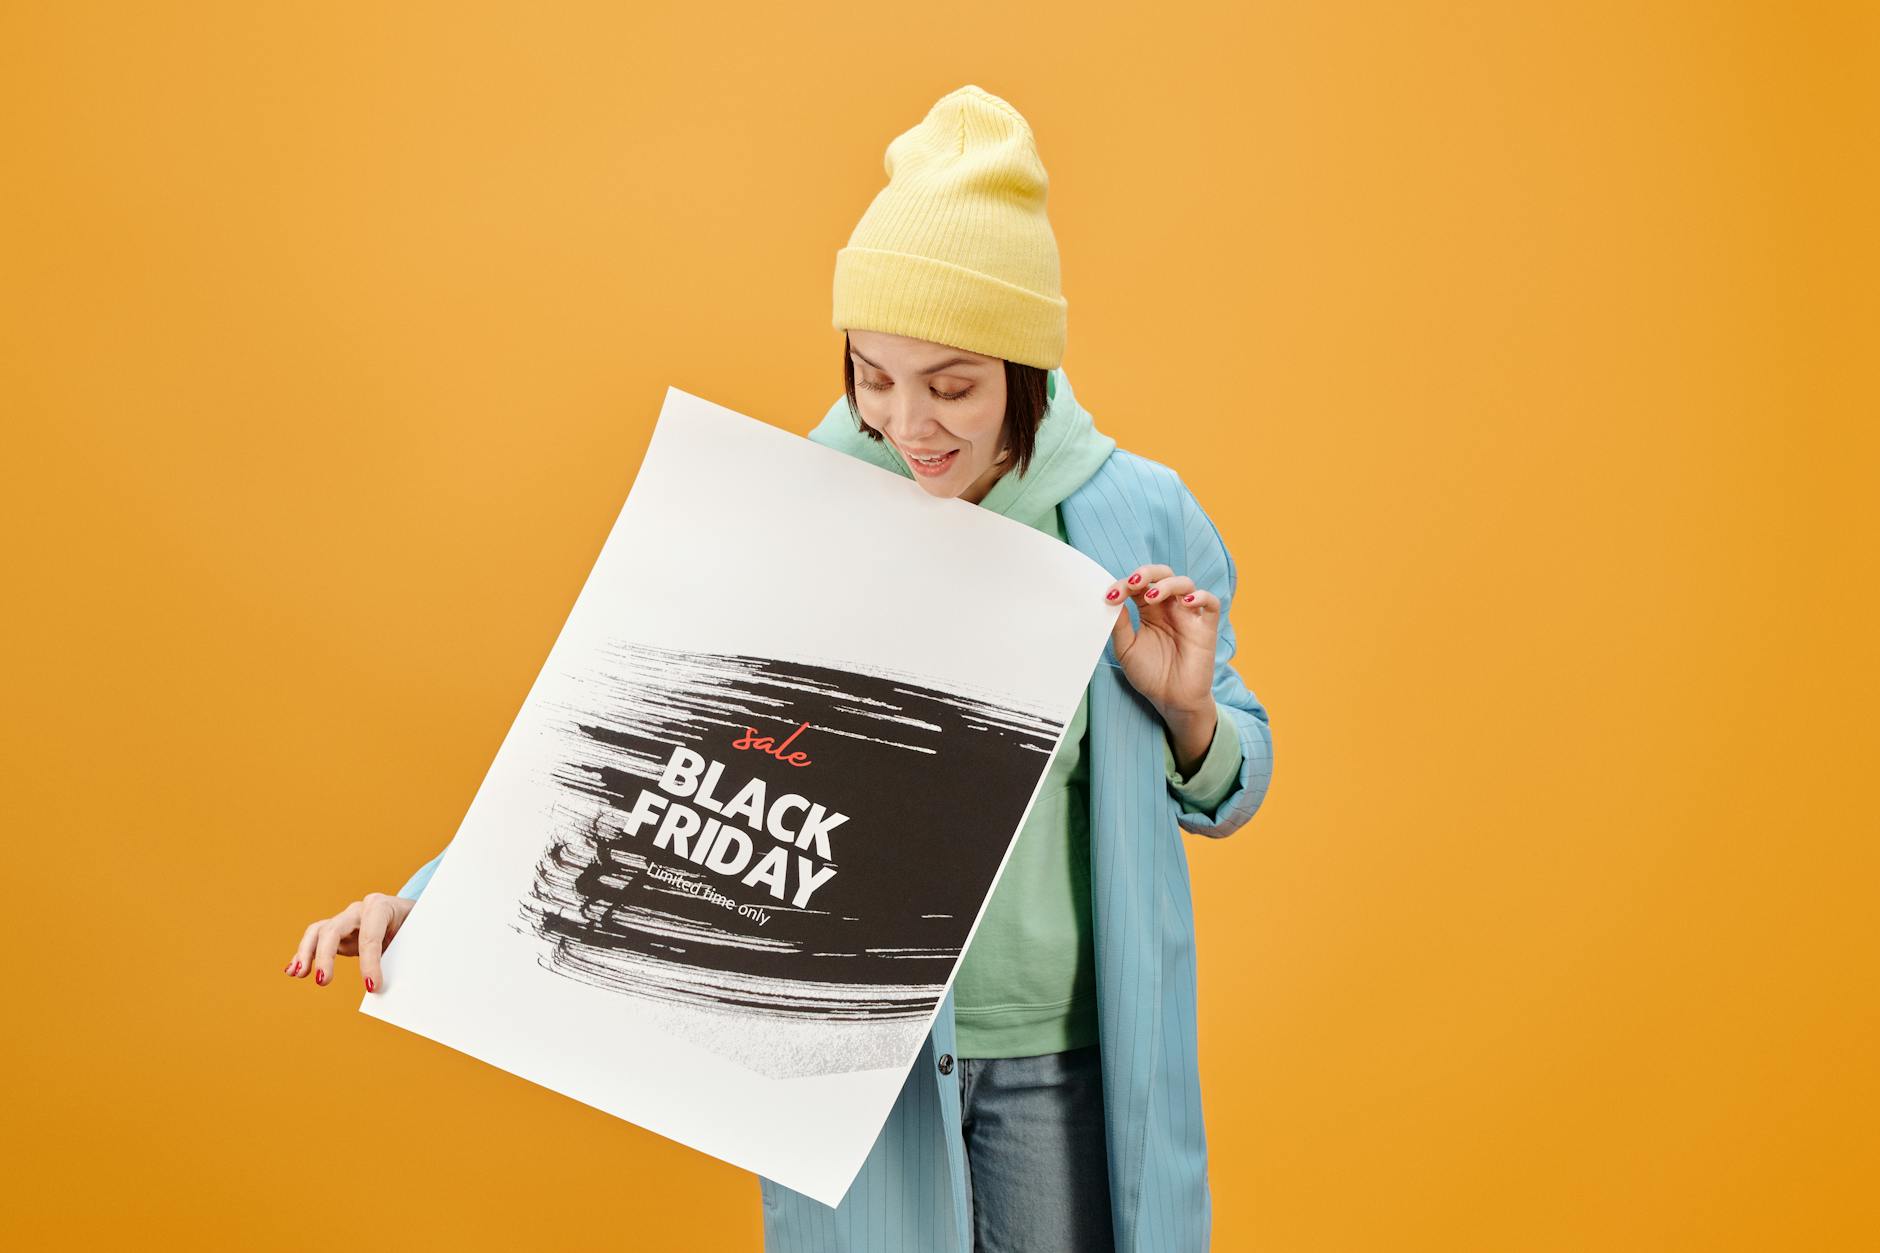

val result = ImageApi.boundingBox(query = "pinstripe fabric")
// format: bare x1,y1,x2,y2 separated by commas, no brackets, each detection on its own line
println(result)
759,448,1275,1251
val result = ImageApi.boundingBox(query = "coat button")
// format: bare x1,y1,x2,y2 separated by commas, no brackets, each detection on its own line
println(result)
937,1052,954,1075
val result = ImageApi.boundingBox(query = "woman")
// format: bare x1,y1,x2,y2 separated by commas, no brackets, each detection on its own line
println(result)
283,85,1274,1253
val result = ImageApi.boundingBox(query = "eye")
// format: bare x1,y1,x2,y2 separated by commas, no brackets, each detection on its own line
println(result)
855,377,974,402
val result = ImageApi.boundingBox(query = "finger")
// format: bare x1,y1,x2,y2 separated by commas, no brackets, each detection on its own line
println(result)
285,921,322,978
356,894,395,994
1176,588,1221,616
1141,574,1195,608
1109,602,1136,660
1117,564,1175,601
312,903,361,988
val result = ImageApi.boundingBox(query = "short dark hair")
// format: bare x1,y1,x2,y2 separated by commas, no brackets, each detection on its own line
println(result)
842,331,1050,478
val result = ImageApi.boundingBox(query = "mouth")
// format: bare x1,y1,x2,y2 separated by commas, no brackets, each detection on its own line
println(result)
904,447,959,477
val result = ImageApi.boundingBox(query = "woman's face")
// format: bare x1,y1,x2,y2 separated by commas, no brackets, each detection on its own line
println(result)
846,329,1012,504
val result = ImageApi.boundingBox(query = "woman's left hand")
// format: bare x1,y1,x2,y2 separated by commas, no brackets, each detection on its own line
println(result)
1105,563,1222,735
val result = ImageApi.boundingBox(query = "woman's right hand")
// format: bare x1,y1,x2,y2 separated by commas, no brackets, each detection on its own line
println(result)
282,892,417,994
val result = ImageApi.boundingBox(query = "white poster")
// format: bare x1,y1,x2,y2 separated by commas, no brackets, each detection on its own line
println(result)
360,386,1119,1206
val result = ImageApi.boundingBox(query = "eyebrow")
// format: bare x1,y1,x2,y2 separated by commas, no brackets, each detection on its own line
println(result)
848,348,986,375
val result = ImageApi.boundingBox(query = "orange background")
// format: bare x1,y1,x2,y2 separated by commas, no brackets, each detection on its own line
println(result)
3,3,1874,1249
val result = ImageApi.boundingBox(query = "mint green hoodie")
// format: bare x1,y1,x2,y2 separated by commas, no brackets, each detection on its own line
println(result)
806,368,1243,1057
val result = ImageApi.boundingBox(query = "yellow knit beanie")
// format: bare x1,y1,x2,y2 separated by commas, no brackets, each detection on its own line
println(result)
832,84,1067,370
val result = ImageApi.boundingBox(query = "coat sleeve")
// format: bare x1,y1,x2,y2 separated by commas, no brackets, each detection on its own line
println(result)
398,849,446,901
1168,477,1276,838
1164,700,1244,809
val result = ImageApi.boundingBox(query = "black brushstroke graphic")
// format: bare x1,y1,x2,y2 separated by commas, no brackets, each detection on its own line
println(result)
518,642,1063,1039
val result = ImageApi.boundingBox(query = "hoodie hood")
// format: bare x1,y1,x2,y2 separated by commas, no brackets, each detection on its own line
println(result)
805,367,1117,535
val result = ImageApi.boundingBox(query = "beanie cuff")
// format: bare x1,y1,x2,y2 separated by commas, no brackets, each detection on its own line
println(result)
833,247,1066,370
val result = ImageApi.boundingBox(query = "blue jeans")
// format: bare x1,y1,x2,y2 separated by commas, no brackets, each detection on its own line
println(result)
956,1044,1115,1252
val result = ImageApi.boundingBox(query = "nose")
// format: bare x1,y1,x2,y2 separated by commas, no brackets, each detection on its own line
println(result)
882,389,941,445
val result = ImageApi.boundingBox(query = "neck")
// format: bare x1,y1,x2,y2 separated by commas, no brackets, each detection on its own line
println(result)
959,449,1014,505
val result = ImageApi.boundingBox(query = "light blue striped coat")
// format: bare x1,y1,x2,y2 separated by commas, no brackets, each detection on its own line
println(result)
397,445,1275,1252
752,445,1275,1251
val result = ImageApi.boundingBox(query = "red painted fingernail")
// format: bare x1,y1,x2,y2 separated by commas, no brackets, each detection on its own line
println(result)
1183,593,1195,602
1146,587,1159,599
1105,589,1119,600
1128,574,1141,584
291,960,301,975
315,969,326,986
364,976,375,993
